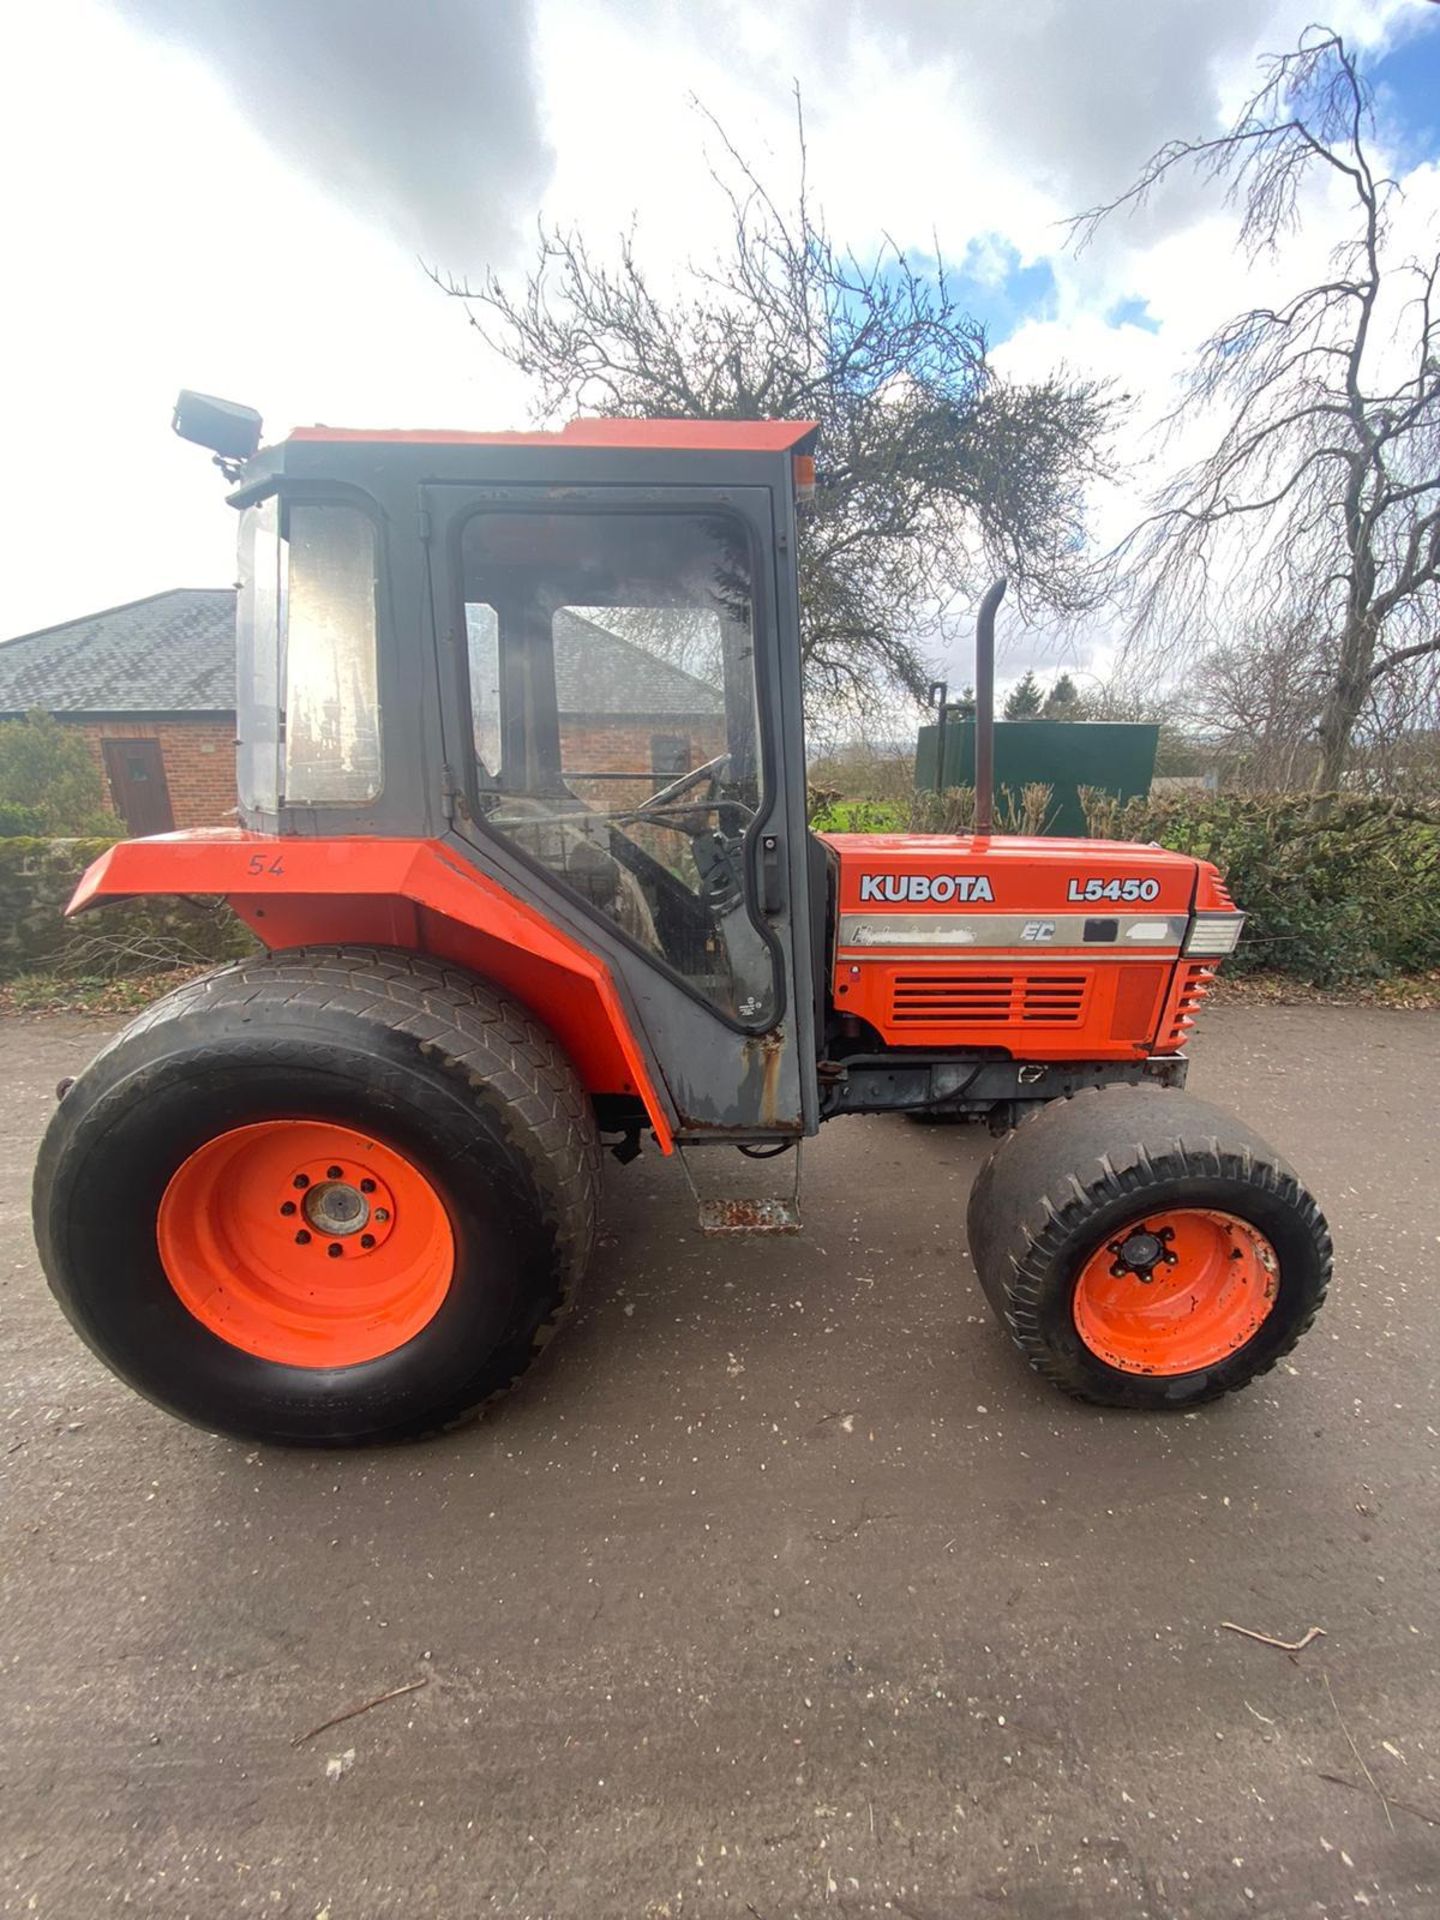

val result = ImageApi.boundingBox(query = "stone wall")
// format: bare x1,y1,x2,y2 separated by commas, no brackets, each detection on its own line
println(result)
0,837,256,981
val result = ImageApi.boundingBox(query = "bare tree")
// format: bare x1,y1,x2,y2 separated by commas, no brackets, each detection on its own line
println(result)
1076,27,1440,791
437,99,1117,712
1183,619,1329,789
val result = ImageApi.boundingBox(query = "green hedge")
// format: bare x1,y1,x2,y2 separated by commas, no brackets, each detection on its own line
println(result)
0,838,257,982
1102,793,1440,986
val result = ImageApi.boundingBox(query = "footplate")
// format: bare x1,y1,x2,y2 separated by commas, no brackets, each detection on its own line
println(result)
679,1147,803,1235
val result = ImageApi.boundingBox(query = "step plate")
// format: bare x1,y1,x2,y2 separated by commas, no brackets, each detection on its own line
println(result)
697,1196,802,1235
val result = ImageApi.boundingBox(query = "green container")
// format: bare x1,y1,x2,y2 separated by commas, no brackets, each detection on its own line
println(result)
915,718,1158,837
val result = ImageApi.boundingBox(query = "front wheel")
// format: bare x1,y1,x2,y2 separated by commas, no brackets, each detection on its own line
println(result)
33,948,601,1445
965,1087,1331,1409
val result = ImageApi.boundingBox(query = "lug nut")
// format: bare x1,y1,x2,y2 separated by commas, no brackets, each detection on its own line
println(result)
373,1208,390,1223
326,1165,344,1180
360,1233,376,1249
293,1173,310,1190
280,1200,297,1217
359,1178,376,1194
327,1243,343,1259
295,1229,311,1245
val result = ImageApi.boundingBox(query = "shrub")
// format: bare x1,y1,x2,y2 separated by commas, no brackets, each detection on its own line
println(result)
1101,792,1440,985
0,711,121,836
0,801,46,837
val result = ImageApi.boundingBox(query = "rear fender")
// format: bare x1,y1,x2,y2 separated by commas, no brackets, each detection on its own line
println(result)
69,830,675,1151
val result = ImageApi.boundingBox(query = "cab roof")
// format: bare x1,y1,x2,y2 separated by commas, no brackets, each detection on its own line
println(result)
287,418,818,454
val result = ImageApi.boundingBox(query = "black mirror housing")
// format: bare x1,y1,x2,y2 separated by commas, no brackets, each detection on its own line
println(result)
173,390,263,462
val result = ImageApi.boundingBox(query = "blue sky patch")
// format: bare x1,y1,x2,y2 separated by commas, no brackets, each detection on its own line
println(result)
1105,295,1160,333
1367,14,1440,169
948,244,1058,344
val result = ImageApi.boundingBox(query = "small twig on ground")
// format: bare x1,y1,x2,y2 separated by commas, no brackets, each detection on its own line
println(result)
1323,1672,1394,1834
1316,1772,1439,1830
1221,1621,1326,1652
291,1675,429,1747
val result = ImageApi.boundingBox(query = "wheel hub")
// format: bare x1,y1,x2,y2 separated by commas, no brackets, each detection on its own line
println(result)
284,1156,397,1256
1108,1224,1176,1282
304,1180,370,1237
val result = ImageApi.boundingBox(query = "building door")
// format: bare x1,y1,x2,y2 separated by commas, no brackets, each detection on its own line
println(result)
102,738,175,835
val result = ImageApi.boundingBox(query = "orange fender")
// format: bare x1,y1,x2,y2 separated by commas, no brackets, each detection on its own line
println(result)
70,830,675,1152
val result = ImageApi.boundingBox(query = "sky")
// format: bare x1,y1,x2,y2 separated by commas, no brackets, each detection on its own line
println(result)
2,0,1438,695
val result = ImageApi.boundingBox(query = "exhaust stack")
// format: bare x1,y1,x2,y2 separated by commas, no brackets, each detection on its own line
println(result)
972,577,1007,838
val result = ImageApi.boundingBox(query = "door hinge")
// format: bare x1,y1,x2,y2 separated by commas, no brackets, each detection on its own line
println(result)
440,764,469,824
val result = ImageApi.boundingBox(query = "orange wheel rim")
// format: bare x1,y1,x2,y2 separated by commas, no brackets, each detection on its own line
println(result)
156,1121,454,1368
1072,1208,1278,1376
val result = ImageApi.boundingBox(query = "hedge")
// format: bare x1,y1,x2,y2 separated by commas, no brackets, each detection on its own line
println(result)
0,838,257,983
1103,793,1440,986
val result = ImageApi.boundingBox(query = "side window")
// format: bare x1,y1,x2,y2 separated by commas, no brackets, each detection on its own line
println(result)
459,510,775,1026
236,498,282,813
283,504,382,805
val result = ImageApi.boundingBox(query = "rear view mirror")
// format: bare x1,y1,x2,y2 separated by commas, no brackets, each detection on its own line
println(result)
172,390,263,462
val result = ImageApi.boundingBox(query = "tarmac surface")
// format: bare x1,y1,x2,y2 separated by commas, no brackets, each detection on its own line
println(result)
1,1003,1438,1919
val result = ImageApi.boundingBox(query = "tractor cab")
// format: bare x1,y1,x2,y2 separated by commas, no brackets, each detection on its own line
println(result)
217,414,826,1140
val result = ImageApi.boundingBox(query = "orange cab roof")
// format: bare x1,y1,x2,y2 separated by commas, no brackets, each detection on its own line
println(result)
288,418,818,453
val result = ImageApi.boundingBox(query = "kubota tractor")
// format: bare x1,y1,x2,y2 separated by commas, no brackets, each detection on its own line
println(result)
31,394,1332,1445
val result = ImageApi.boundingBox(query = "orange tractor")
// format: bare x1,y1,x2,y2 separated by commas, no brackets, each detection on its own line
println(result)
32,394,1331,1444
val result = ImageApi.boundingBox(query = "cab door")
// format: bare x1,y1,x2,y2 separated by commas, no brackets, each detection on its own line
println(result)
421,480,817,1140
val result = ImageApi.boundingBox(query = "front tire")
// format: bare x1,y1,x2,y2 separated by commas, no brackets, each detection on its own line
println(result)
33,948,601,1445
965,1087,1331,1409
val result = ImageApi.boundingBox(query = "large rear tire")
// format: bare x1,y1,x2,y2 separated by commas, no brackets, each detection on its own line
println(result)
965,1087,1331,1409
33,947,601,1446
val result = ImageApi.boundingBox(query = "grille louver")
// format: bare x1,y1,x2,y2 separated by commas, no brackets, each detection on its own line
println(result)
890,972,1089,1027
1159,961,1217,1050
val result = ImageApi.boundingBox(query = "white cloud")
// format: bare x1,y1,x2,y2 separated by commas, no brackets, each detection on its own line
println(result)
0,0,1430,669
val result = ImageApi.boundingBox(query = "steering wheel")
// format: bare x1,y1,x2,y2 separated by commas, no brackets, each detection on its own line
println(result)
631,751,731,820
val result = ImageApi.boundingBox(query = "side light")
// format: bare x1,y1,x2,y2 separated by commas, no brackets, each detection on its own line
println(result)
1124,920,1174,943
792,453,816,503
1184,911,1245,956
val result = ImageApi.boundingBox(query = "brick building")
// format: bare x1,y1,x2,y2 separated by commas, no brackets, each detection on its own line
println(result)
0,589,237,832
2,590,727,835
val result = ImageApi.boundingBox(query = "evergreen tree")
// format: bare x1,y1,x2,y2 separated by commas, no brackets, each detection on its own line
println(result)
1004,671,1044,720
1042,672,1086,720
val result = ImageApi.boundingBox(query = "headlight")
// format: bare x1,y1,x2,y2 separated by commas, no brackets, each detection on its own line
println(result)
1184,911,1245,956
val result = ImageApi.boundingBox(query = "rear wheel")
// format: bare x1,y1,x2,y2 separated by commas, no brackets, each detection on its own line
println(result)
33,948,601,1445
964,1087,1330,1409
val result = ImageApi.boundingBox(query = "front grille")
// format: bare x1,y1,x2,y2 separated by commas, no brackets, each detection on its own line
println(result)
890,971,1089,1027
